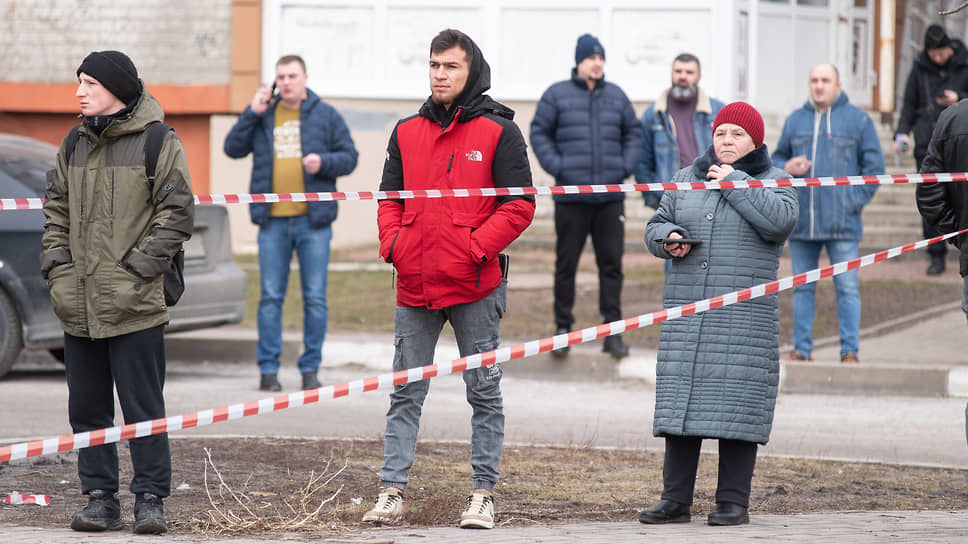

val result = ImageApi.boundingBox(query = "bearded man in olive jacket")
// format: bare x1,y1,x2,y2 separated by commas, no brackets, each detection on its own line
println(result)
41,51,194,535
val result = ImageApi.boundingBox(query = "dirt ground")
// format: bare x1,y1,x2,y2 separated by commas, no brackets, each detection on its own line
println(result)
2,437,967,538
3,248,962,537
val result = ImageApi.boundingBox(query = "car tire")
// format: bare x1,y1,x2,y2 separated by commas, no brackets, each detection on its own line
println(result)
0,288,24,378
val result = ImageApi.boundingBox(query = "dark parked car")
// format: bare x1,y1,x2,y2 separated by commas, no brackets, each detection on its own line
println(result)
0,132,246,377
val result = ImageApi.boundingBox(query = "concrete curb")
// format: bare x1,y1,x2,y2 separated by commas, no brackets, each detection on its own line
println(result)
165,325,967,398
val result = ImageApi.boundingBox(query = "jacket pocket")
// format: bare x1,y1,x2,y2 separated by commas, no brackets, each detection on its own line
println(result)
789,134,811,158
831,135,858,180
95,265,164,324
453,212,489,263
47,263,83,330
389,212,419,276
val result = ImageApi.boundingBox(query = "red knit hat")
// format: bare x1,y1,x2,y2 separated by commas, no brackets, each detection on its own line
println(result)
713,101,764,147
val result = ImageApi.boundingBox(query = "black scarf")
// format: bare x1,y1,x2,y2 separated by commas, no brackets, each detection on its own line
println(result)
82,100,136,136
692,143,773,179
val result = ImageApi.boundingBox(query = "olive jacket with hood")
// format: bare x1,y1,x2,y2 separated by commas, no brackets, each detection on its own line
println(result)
377,38,535,309
41,84,195,339
645,145,798,444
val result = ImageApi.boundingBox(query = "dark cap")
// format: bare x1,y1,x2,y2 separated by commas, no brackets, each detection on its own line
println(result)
924,24,951,51
76,50,141,105
575,34,605,65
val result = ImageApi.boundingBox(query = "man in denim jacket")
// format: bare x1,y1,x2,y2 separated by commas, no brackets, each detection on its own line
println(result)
772,63,884,364
636,53,724,210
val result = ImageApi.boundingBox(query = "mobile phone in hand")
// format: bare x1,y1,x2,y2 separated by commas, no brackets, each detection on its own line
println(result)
654,237,703,246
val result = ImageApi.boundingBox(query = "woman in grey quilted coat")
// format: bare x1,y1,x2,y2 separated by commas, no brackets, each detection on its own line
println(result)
640,102,798,527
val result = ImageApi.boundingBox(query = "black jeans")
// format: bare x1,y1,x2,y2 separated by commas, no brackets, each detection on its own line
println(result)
65,325,170,497
660,435,758,508
916,152,947,258
553,200,625,329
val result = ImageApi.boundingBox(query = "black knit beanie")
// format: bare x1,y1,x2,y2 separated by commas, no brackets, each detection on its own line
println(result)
575,34,605,66
924,24,951,50
76,50,141,105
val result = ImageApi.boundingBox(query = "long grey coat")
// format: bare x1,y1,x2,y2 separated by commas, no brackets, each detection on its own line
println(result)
645,145,798,444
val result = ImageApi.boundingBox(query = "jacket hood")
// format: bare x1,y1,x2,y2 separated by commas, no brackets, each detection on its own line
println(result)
917,38,968,72
420,36,514,125
693,143,773,179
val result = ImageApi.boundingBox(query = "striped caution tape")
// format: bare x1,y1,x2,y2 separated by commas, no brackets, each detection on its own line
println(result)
2,492,50,505
3,172,968,211
1,228,964,463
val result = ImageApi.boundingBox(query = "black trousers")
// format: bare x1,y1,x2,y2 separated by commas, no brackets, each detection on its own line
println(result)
553,200,625,329
65,325,171,497
916,152,947,258
660,436,758,508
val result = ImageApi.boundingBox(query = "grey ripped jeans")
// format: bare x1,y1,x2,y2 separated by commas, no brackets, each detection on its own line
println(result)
380,280,507,492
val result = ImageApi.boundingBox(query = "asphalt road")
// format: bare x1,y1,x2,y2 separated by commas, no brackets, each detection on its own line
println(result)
1,355,965,469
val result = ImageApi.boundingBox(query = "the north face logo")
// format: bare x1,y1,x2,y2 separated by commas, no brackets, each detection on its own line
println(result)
465,150,483,162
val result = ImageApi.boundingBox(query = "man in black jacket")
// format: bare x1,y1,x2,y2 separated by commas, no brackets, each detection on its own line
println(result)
896,24,968,275
917,98,968,322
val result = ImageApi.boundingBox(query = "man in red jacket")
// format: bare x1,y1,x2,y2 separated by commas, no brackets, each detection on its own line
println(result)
363,28,535,529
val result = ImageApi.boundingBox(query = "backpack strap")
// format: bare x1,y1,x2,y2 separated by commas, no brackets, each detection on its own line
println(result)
144,122,172,182
64,125,82,165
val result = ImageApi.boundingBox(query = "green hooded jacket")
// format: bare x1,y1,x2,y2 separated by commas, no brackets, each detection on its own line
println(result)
41,85,194,339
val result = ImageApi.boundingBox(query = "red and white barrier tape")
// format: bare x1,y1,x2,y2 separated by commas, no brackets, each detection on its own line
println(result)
2,492,50,505
2,229,962,464
3,172,968,211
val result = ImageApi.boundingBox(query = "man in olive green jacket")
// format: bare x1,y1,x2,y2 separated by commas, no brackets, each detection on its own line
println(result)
41,51,194,535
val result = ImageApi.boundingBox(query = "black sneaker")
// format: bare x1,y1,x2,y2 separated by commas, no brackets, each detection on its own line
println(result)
70,489,122,532
927,254,946,276
259,373,282,392
603,334,629,359
132,492,168,534
301,371,321,390
551,327,570,358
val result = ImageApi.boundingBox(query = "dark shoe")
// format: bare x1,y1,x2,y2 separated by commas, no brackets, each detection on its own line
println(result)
787,350,813,362
603,334,629,359
840,352,859,364
70,489,122,532
301,371,321,390
638,499,691,524
551,328,570,359
132,492,168,534
927,254,946,276
707,502,749,526
259,373,282,392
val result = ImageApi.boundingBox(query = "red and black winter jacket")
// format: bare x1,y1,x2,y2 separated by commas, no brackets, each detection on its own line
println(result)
378,48,534,309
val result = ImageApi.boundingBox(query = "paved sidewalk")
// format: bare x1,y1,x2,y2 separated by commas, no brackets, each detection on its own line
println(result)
4,511,968,543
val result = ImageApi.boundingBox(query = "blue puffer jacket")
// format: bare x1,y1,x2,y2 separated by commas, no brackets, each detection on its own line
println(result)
635,88,723,208
223,88,359,228
530,70,642,204
771,91,884,241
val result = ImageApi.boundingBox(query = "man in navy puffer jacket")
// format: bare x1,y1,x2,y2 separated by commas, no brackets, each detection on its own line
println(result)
530,34,642,359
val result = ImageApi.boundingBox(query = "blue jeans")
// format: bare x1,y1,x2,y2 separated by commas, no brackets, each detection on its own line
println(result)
789,239,860,357
381,281,507,492
256,215,331,375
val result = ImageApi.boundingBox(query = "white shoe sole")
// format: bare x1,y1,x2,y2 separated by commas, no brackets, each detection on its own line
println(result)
460,517,494,529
